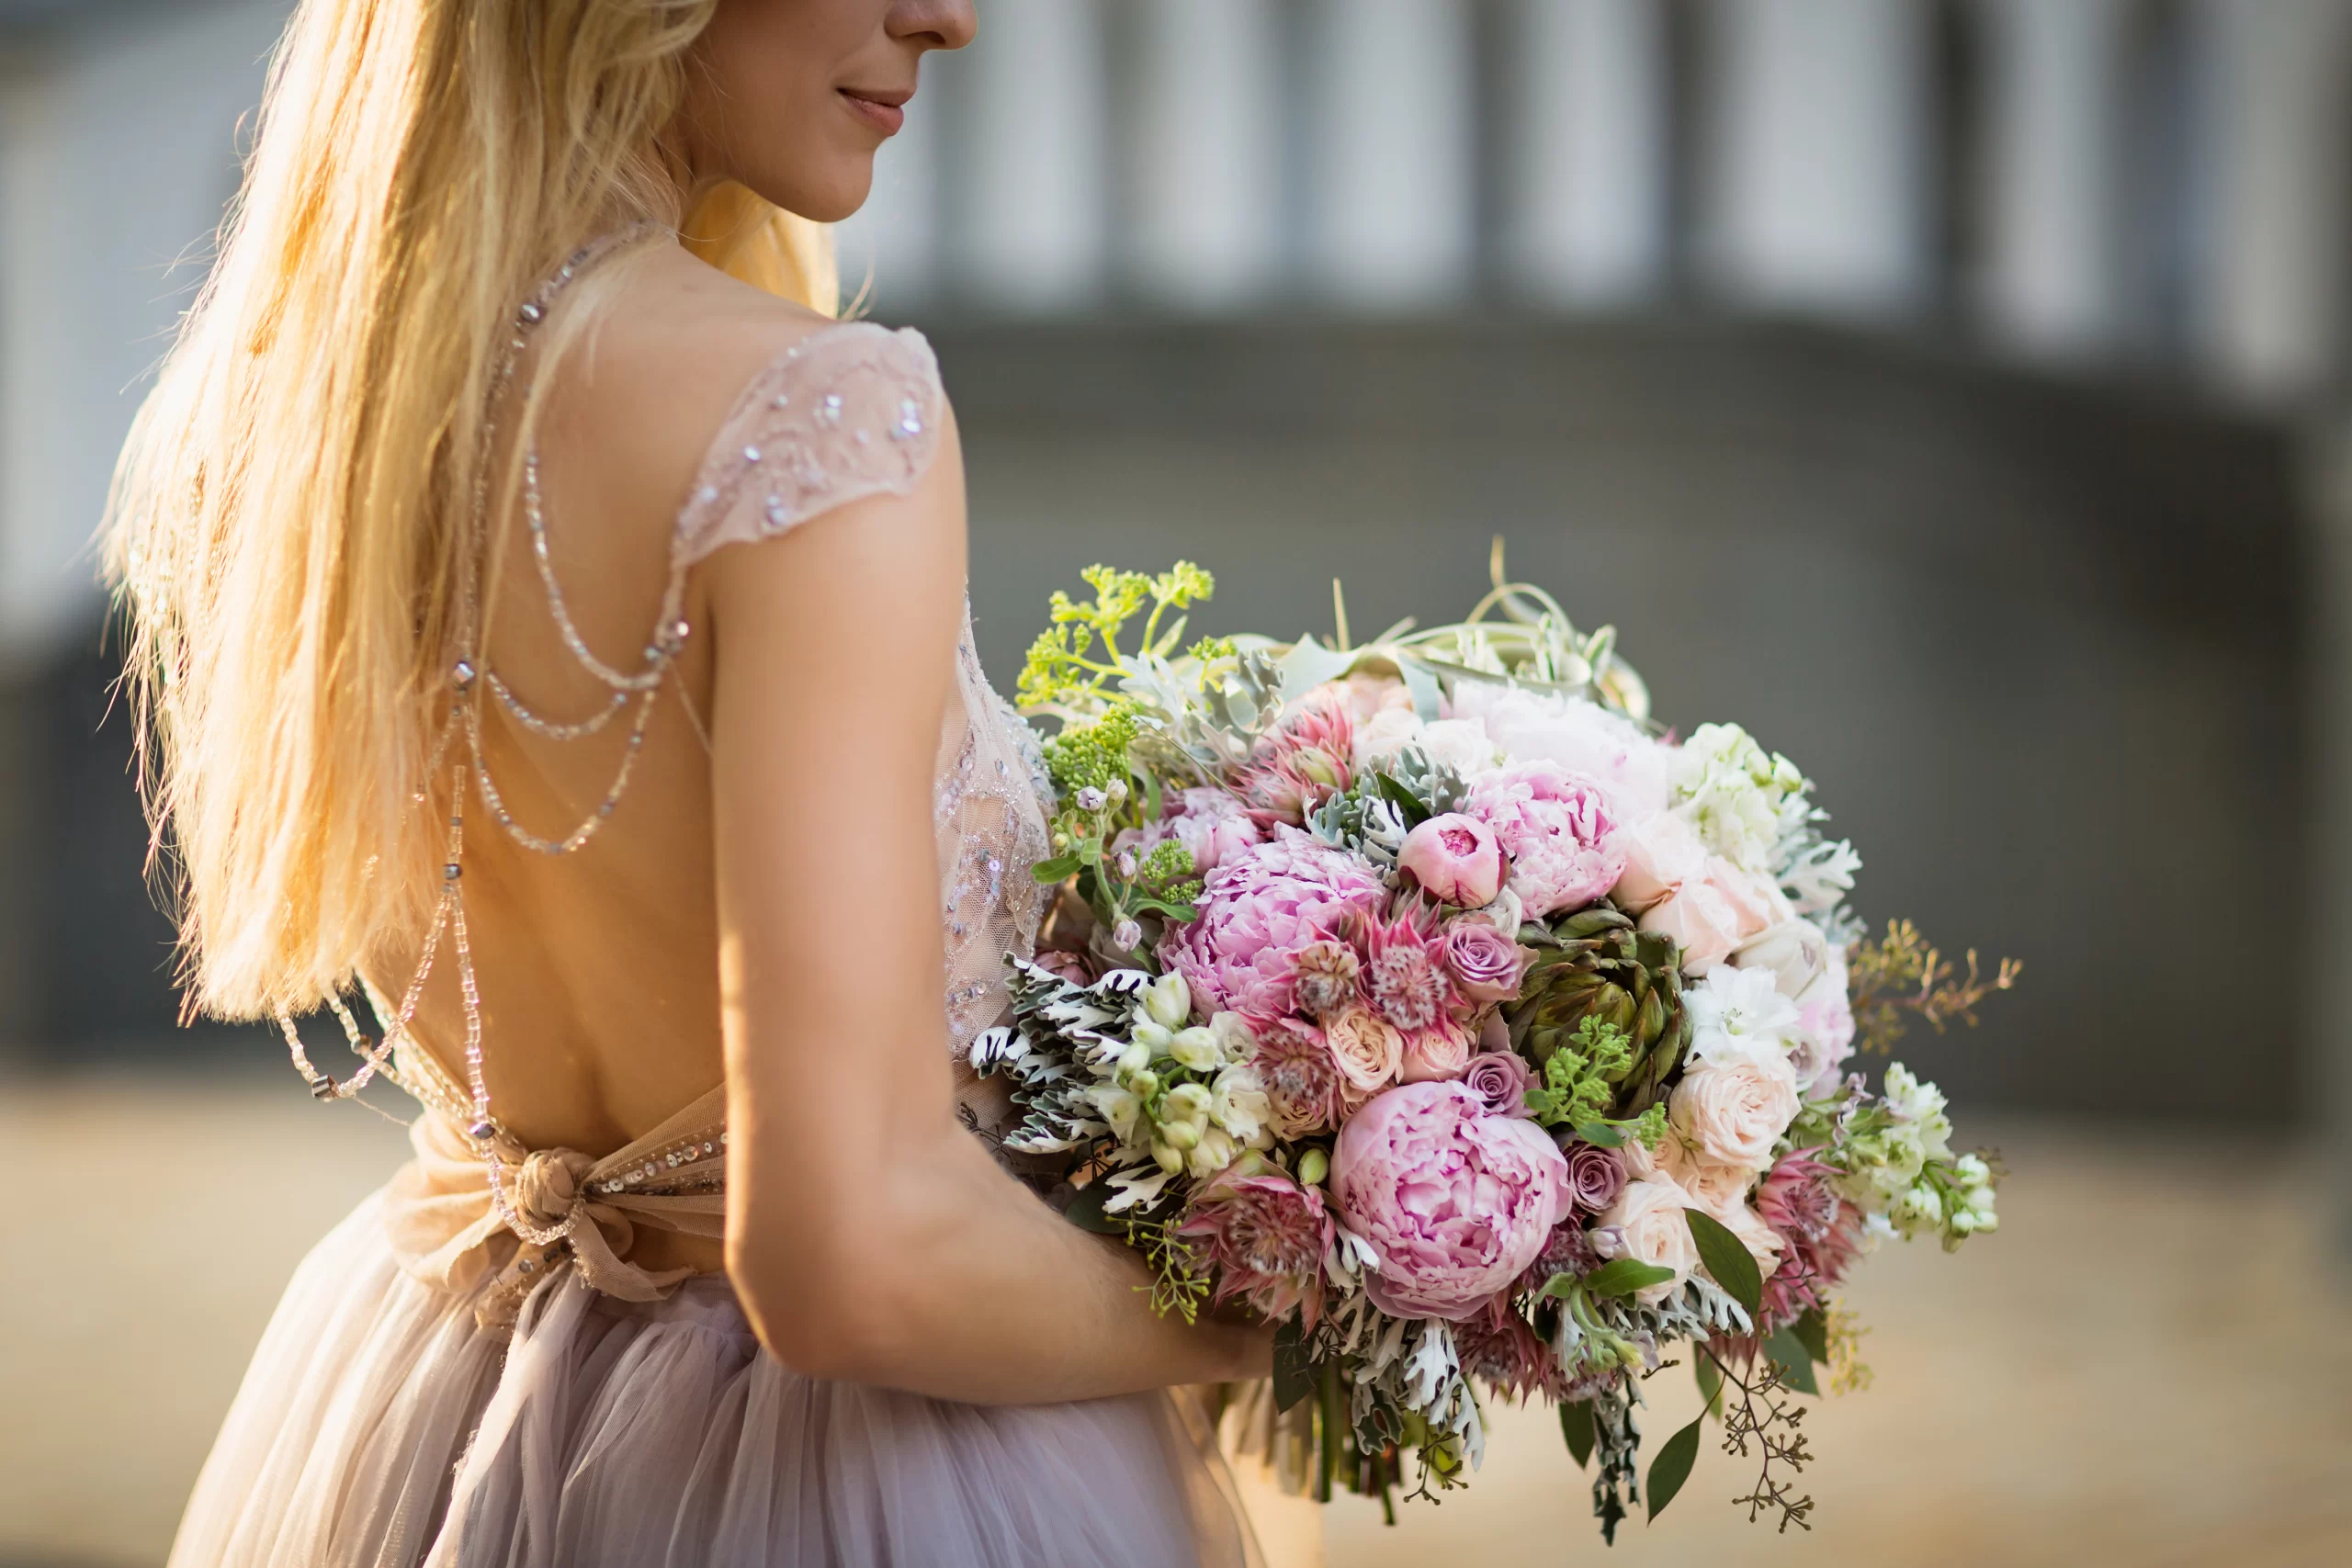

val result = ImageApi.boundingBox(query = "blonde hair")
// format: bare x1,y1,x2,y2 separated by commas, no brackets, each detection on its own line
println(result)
106,0,837,1021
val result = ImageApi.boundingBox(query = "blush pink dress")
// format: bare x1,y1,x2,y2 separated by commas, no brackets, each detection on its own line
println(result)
163,308,1265,1568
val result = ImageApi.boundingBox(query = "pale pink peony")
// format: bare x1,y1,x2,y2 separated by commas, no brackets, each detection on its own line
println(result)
1250,1016,1351,1137
1461,1050,1534,1119
1441,919,1529,1004
1159,828,1388,1019
1792,944,1856,1098
1397,813,1506,908
1398,1013,1476,1084
1235,689,1354,825
1323,1005,1404,1102
1461,762,1626,919
1329,1081,1576,1321
1116,786,1265,876
1447,683,1673,820
1175,1167,1336,1329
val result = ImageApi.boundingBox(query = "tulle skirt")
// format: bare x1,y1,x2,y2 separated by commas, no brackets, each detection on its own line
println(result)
168,1190,1261,1567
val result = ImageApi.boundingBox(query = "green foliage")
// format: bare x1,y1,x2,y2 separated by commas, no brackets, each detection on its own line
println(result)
1522,1017,1635,1128
1560,1400,1597,1470
1016,562,1217,713
1684,1207,1763,1320
1041,704,1143,797
1560,1258,1678,1299
1645,1415,1706,1520
1764,1327,1821,1396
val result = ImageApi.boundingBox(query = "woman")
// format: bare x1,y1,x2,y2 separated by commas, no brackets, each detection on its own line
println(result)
107,3,1283,1563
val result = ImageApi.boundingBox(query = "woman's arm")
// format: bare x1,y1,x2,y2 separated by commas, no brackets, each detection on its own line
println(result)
707,407,1270,1403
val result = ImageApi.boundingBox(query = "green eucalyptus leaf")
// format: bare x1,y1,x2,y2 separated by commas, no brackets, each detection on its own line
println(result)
1559,1399,1596,1470
1572,1122,1625,1148
1646,1416,1705,1520
1031,854,1080,884
1579,1258,1678,1299
1272,1321,1315,1415
1684,1208,1763,1320
1764,1328,1820,1395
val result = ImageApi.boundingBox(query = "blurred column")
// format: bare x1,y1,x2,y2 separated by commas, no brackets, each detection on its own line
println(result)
2188,0,2352,401
1305,0,1476,310
1127,0,1283,310
2310,423,2352,1264
1702,0,1929,317
831,80,943,313
958,0,1109,311
1503,0,1670,307
1976,0,2130,358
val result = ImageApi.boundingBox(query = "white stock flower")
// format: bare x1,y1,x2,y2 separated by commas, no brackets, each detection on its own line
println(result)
1168,1026,1222,1072
1209,1010,1257,1065
1142,973,1192,1030
1083,1084,1146,1145
1684,964,1805,1070
1208,1063,1274,1146
1187,1125,1240,1179
1670,723,1808,872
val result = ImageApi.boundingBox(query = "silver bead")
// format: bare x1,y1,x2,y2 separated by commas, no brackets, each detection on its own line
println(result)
468,1118,494,1140
452,659,477,690
519,301,544,324
443,863,462,881
742,445,762,463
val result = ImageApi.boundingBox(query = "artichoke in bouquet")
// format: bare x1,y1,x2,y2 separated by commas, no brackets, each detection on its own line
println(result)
1505,906,1691,1117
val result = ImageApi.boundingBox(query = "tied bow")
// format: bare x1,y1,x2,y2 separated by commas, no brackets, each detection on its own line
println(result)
382,1096,729,1327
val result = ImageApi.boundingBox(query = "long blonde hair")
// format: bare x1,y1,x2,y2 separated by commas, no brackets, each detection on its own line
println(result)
106,0,837,1021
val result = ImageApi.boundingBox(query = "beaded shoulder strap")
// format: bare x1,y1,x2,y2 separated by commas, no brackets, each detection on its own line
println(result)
671,321,944,572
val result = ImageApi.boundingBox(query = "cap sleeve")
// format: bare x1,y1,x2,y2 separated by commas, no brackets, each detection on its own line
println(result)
672,321,944,570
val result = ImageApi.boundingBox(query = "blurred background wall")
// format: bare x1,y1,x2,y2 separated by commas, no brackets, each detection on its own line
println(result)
0,0,2342,1177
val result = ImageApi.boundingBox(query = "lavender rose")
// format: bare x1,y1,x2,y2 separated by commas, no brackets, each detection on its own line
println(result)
1441,919,1528,1005
1330,1081,1576,1321
1564,1139,1627,1213
1461,1050,1534,1119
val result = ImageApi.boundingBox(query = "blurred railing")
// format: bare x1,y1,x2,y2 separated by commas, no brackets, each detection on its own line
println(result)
839,0,2352,402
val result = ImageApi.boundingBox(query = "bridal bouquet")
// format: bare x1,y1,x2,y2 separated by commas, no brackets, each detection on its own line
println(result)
975,556,2013,1540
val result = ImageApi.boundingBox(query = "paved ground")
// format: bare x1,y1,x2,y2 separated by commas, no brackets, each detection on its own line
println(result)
2,1075,2346,1567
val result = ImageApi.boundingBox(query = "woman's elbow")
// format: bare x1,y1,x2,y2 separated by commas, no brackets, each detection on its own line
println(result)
726,1222,926,1382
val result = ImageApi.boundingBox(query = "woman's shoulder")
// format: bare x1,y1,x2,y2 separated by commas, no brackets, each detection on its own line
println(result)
546,245,950,570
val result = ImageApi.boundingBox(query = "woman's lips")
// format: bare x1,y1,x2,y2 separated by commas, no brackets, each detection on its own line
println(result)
841,90,907,136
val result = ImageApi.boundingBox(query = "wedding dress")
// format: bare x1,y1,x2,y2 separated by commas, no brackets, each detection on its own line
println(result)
164,243,1267,1568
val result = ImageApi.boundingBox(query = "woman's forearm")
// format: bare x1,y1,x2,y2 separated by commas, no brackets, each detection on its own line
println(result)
729,1127,1272,1404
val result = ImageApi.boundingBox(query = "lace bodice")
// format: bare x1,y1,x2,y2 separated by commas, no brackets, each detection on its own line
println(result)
670,321,1052,1046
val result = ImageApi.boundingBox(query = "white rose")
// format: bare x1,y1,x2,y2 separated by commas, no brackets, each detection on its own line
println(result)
1669,1055,1801,1171
1733,919,1829,999
1597,1178,1701,1305
1706,1198,1788,1277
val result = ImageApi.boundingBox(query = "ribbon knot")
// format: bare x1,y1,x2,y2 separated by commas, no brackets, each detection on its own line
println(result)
510,1146,594,1234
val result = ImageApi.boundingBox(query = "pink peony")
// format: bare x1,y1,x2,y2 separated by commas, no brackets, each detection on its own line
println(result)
1250,1016,1351,1137
1461,761,1626,919
1355,906,1456,1033
1175,1167,1336,1329
1116,786,1265,876
1447,683,1674,822
1329,670,1413,724
1396,813,1506,908
1399,1013,1476,1084
1461,1050,1534,1119
1329,1081,1576,1321
1159,828,1388,1019
1235,689,1354,825
1441,919,1529,1004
